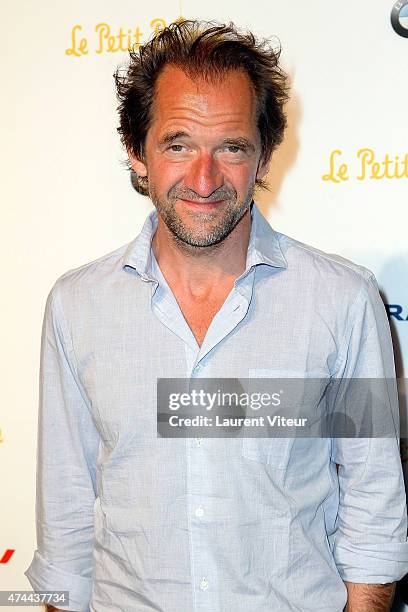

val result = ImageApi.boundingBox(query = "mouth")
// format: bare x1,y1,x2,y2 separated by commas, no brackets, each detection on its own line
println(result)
179,198,225,210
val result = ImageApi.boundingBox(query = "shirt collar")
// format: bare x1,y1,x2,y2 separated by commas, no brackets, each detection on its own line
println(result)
122,201,287,280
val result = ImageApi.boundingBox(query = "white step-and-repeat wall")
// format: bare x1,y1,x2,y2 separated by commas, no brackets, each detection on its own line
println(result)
2,0,408,609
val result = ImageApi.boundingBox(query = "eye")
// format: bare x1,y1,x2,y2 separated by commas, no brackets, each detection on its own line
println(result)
169,144,184,152
225,145,243,154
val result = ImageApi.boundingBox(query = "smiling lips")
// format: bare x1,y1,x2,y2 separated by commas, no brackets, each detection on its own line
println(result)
179,198,225,208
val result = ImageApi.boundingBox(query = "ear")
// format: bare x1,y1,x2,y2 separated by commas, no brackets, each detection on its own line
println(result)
256,157,270,181
128,148,148,177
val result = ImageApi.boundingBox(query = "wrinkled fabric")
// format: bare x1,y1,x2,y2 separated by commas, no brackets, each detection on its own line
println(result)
25,203,408,611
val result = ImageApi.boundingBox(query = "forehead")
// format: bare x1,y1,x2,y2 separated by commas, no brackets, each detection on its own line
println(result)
150,64,257,133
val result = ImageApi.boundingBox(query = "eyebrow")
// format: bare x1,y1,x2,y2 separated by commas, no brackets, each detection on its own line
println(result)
158,131,190,147
222,137,256,152
158,131,256,152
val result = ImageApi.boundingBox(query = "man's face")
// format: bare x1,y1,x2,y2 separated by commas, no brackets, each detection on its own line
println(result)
130,65,269,248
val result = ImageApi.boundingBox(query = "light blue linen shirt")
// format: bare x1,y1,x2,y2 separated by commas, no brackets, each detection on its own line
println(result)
25,202,408,611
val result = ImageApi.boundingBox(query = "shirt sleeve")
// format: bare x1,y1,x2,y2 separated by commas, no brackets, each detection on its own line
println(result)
329,272,408,584
24,282,100,611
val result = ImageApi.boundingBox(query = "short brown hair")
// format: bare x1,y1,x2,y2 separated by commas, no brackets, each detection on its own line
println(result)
114,19,289,195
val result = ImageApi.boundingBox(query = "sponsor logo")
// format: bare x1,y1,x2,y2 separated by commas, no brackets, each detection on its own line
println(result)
391,1,408,38
0,550,15,564
322,149,408,183
386,304,408,321
65,16,184,57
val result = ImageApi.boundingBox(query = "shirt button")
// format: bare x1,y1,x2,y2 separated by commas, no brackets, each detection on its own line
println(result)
199,577,209,591
195,506,204,518
196,437,203,446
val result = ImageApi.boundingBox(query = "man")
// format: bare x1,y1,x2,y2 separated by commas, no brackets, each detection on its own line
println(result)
25,19,408,612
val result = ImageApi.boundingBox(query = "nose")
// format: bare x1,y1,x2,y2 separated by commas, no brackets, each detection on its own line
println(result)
184,153,224,198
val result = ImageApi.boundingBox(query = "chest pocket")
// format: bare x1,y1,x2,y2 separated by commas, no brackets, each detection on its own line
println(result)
240,368,307,469
241,437,294,469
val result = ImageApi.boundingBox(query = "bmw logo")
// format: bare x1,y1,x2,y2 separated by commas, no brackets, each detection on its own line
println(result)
391,1,408,37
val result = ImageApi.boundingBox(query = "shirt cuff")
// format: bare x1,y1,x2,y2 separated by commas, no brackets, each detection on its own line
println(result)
24,550,92,611
332,537,408,583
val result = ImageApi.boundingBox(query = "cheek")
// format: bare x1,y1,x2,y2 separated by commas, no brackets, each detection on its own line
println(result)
149,160,184,192
223,164,257,193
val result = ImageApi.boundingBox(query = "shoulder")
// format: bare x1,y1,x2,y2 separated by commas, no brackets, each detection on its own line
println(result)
276,231,378,296
46,240,132,306
274,233,391,359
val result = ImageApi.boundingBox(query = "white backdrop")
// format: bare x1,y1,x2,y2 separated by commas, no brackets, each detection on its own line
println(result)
2,0,408,609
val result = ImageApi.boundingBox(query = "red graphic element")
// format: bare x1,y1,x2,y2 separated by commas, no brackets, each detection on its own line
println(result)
0,549,15,563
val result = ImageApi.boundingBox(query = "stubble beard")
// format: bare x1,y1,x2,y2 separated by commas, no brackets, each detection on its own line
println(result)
148,182,255,250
